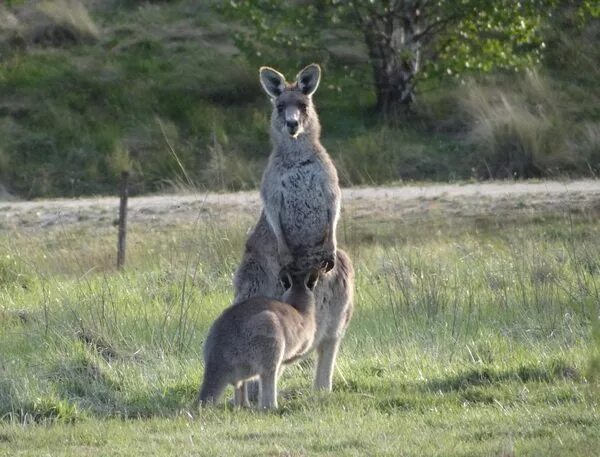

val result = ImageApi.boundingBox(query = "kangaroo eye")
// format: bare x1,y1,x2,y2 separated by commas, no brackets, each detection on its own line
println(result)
276,104,285,114
299,103,307,113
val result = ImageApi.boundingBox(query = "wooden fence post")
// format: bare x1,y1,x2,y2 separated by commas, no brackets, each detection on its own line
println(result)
117,170,129,270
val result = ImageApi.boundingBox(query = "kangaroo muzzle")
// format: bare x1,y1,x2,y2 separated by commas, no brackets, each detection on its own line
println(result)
285,106,302,137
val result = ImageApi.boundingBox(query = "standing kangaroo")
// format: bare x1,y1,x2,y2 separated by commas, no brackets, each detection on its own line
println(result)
259,63,340,271
232,64,354,393
198,267,322,410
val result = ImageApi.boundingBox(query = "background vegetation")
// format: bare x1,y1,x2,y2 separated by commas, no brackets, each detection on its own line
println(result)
0,0,598,198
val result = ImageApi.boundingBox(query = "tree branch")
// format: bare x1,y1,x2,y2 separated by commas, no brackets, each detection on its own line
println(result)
411,13,460,44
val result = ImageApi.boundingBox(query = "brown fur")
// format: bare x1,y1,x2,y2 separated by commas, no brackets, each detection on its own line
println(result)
199,268,322,409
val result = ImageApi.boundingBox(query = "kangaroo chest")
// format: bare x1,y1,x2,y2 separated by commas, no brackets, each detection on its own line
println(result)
278,164,333,250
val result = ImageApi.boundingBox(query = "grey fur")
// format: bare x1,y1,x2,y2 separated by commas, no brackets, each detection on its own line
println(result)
198,268,322,409
230,64,354,394
259,64,340,270
233,224,354,392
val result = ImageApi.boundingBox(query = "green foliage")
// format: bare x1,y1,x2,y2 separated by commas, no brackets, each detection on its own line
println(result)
26,396,80,423
331,127,467,185
0,1,265,197
0,0,597,197
0,249,31,290
222,0,564,93
221,1,324,68
2,0,25,7
433,2,546,79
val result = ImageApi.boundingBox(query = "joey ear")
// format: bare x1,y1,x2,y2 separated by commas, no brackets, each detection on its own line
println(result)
296,64,321,96
305,269,320,290
259,66,286,98
279,270,292,290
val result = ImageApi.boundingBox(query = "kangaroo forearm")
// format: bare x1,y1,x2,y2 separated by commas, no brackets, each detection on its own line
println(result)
326,206,339,252
262,196,290,256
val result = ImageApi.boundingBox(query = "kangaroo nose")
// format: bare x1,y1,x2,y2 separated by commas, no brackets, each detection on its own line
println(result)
286,120,298,131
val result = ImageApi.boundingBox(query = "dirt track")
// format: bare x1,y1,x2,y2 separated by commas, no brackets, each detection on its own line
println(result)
1,180,599,231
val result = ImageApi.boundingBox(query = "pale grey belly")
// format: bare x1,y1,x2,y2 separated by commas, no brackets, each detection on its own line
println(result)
280,194,331,251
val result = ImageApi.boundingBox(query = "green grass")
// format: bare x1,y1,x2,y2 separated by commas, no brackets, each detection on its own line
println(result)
1,196,599,456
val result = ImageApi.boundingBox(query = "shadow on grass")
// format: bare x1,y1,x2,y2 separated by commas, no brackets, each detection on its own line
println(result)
0,352,583,423
1,348,201,423
310,439,369,453
2,381,201,424
331,358,582,413
422,360,580,394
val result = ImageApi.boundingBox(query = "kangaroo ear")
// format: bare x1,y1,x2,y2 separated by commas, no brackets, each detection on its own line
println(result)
259,67,286,98
296,64,321,97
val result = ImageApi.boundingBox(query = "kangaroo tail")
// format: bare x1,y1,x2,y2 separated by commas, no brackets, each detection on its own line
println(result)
197,364,227,406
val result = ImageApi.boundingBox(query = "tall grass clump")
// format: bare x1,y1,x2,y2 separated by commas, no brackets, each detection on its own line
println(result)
459,70,600,179
349,227,599,355
460,70,571,179
573,122,600,176
16,0,100,47
331,127,466,185
0,5,21,53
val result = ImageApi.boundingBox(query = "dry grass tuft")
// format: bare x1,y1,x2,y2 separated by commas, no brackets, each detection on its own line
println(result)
572,122,600,175
20,0,100,47
460,69,573,179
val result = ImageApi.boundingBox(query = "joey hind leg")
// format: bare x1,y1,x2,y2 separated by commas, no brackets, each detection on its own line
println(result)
314,338,341,392
244,364,287,405
234,381,251,408
259,369,279,409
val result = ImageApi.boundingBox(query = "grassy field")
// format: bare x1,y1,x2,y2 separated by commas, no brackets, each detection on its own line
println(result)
1,184,599,456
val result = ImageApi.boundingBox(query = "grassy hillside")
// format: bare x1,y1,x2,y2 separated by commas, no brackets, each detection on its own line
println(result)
0,1,598,198
1,189,599,455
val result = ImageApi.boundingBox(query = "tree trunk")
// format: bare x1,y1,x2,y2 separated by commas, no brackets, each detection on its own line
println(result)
360,3,422,118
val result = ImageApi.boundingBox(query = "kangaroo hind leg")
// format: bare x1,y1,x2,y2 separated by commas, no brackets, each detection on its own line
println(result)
259,369,279,410
314,338,341,392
